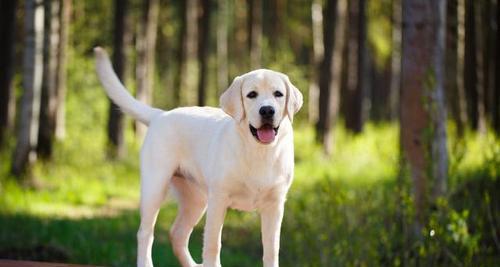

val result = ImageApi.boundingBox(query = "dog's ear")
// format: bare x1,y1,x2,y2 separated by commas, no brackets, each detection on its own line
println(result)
281,74,303,123
220,76,245,122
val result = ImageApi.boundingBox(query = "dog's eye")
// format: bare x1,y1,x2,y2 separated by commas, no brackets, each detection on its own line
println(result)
247,91,258,99
274,91,284,97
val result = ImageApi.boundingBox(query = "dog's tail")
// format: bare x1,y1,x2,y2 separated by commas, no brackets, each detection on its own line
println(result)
94,47,162,125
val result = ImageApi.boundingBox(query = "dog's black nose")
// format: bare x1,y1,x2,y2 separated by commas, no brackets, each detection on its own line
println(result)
259,106,275,119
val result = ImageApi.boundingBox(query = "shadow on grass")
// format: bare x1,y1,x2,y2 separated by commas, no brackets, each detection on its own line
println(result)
0,208,261,267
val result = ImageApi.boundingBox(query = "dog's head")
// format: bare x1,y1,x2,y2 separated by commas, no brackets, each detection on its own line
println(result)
220,69,303,144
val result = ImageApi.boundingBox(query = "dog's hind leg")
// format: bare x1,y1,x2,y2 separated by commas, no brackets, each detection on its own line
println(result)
170,176,207,267
137,138,176,267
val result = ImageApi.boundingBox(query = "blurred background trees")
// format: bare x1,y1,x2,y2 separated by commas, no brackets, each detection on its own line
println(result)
0,0,499,266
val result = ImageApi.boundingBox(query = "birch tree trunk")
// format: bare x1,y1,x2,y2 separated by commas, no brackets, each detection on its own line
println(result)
12,0,45,176
136,0,159,139
0,0,18,147
401,0,448,230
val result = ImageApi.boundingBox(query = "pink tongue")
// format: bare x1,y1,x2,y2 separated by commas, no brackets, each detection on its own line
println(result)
257,127,275,143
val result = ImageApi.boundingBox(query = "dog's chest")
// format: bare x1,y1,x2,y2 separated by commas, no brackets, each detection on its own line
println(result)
226,170,289,212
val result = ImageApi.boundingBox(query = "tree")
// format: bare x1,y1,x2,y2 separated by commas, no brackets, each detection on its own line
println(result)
315,0,347,154
473,0,488,133
343,0,367,133
216,0,229,96
136,0,159,138
495,0,500,133
247,0,262,69
54,0,71,139
308,0,323,123
107,0,129,158
483,0,496,132
0,0,18,147
400,0,448,229
464,0,487,132
268,0,285,52
389,0,402,121
12,0,45,176
38,0,61,158
445,0,468,135
174,0,198,106
197,0,212,106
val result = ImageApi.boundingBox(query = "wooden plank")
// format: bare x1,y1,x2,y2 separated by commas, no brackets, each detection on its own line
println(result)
0,260,103,267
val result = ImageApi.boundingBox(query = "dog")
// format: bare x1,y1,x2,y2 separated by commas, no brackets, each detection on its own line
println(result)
94,47,302,267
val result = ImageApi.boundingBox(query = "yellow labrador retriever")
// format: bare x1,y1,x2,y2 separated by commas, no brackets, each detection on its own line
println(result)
94,47,302,267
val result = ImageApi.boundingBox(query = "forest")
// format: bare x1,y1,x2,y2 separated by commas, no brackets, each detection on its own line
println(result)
0,0,499,266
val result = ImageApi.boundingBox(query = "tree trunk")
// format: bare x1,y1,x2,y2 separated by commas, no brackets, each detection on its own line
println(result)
474,0,488,133
197,0,212,106
173,0,187,106
495,0,500,133
12,0,45,176
446,0,468,135
269,0,285,51
247,0,262,69
107,0,128,158
54,0,70,140
457,0,468,134
483,0,496,132
389,0,402,121
136,0,159,139
445,0,460,132
309,0,323,123
315,0,347,155
216,0,229,95
0,0,18,147
464,0,488,132
401,0,448,230
38,0,60,158
343,0,366,133
174,0,198,106
185,0,198,105
464,0,478,130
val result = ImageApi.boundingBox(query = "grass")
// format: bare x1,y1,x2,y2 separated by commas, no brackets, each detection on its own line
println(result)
0,54,499,266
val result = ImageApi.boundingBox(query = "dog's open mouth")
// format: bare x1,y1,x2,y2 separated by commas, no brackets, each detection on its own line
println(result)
249,124,279,144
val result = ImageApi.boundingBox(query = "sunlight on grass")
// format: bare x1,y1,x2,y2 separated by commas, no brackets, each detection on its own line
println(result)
294,122,399,187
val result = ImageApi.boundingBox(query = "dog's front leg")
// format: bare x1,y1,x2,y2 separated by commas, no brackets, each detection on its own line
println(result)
260,201,285,267
202,195,227,267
